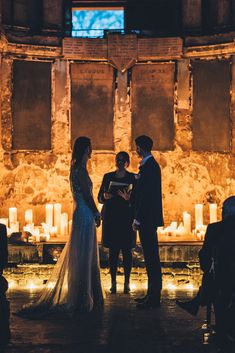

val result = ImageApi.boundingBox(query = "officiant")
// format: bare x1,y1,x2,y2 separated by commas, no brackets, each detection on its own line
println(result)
98,151,136,294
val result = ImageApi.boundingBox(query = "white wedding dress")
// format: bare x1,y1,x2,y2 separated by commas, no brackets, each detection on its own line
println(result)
17,167,104,317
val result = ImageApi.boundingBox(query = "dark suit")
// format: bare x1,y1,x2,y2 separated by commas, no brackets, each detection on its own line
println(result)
0,224,8,275
199,216,235,342
135,156,164,298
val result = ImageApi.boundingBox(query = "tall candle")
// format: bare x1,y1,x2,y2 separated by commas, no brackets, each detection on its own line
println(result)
9,207,17,223
60,212,68,236
183,212,191,234
53,203,61,234
195,204,203,229
209,203,217,223
45,204,53,228
25,209,33,224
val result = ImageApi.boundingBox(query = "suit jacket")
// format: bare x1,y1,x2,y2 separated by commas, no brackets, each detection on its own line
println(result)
199,216,235,292
0,224,8,272
135,156,163,228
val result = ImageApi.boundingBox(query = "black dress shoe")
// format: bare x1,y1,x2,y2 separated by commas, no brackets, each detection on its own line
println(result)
110,283,117,294
176,299,199,316
134,295,148,303
136,297,161,309
124,283,130,294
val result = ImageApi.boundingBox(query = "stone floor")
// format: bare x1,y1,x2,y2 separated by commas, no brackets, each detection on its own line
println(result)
1,274,218,353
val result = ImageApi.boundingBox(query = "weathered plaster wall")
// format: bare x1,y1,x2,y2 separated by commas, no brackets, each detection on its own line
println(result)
0,36,234,234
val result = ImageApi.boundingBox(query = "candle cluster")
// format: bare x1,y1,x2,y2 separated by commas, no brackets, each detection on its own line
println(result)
158,203,218,241
0,203,72,242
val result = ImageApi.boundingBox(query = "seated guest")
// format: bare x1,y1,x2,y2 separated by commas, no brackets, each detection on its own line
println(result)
0,224,8,275
177,196,235,347
98,152,136,294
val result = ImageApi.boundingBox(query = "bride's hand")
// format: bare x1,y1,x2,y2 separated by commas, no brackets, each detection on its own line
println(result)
95,212,101,227
104,192,113,200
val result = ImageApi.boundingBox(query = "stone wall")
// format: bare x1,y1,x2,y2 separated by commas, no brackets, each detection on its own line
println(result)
0,34,234,238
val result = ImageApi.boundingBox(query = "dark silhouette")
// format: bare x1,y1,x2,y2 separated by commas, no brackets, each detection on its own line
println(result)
133,135,164,309
98,152,136,294
177,196,235,349
0,224,10,348
0,224,8,275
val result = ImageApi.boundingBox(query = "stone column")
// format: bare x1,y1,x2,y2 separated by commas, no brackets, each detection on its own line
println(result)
52,59,70,154
114,71,131,152
175,59,192,151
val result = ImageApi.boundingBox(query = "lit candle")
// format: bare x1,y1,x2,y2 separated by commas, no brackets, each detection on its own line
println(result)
25,209,33,224
176,222,185,236
183,212,191,234
53,203,61,234
69,220,72,235
60,212,68,236
10,221,19,233
33,227,40,237
9,207,17,223
195,204,203,229
45,204,53,228
209,203,217,223
0,218,8,227
50,226,57,237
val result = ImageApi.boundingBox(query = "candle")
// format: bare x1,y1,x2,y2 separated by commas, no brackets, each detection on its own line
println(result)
183,212,191,234
9,207,17,223
45,204,53,227
53,203,61,234
32,227,40,237
10,221,19,233
60,212,68,236
50,226,57,237
25,209,33,224
209,203,217,223
69,220,72,235
176,222,185,236
0,218,8,227
23,224,34,233
195,204,203,229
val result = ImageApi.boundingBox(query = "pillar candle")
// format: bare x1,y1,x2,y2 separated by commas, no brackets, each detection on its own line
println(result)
209,203,217,223
25,209,33,224
60,212,68,236
183,212,191,234
69,220,72,236
53,203,61,234
195,204,203,229
9,207,17,223
10,221,19,233
45,204,53,228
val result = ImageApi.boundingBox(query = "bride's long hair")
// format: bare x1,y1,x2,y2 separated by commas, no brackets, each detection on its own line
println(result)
71,136,91,170
70,137,91,192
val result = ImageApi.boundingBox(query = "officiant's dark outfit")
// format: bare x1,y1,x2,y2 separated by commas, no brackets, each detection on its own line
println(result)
135,156,163,304
98,171,136,292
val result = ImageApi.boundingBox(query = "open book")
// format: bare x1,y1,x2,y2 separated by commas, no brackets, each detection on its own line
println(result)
108,181,133,195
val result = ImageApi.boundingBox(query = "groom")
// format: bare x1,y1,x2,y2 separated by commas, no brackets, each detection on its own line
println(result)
132,135,164,309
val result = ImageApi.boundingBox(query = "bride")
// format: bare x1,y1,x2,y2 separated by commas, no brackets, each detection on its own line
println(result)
17,136,104,317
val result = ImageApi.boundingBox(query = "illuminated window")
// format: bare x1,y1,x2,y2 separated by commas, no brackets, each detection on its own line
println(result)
72,7,124,38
